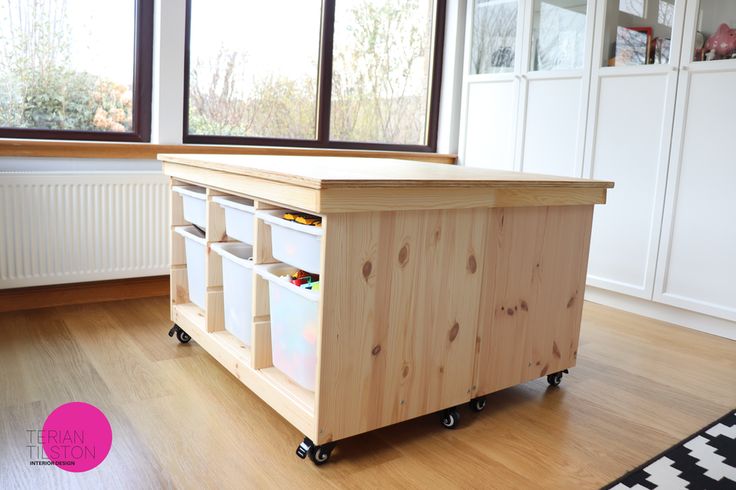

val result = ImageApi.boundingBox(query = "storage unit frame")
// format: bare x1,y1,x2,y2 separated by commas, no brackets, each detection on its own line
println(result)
161,153,612,464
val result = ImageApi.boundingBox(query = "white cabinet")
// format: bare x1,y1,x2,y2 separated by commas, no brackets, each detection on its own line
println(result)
462,80,519,170
460,0,595,176
583,0,686,298
458,0,736,328
654,0,736,321
460,0,524,171
517,0,596,177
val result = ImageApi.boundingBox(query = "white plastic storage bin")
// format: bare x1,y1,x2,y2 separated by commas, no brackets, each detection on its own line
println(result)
257,210,323,274
256,263,320,391
213,196,255,245
211,242,254,346
174,226,206,310
172,185,207,230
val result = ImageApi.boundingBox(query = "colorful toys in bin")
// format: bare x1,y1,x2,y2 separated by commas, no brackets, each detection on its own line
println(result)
283,212,321,227
282,270,320,291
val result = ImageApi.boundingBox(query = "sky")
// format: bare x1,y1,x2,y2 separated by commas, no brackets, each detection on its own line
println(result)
65,0,135,84
0,0,134,84
190,0,322,91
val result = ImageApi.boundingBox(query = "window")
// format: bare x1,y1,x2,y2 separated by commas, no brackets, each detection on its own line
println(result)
604,0,677,66
470,0,519,75
184,0,446,151
531,0,587,72
619,0,645,18
0,0,153,141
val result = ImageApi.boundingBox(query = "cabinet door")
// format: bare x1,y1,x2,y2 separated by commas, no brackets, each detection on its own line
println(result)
584,0,686,298
460,0,525,170
517,0,596,177
654,0,736,321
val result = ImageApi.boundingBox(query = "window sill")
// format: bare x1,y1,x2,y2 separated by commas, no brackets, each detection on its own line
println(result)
0,139,457,164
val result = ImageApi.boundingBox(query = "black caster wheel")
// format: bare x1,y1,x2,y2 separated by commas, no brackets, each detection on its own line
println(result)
546,369,569,387
441,408,460,429
296,437,336,466
469,396,487,412
168,324,191,344
309,443,336,466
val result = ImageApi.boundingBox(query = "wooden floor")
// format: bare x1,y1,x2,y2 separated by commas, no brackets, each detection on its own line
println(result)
1,298,735,489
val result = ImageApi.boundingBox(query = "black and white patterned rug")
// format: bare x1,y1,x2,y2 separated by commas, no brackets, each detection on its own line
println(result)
604,411,736,489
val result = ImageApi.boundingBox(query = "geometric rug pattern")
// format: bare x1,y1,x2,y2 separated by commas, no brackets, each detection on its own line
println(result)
603,411,736,489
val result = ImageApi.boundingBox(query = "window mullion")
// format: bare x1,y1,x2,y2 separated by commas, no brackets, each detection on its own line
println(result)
316,0,336,146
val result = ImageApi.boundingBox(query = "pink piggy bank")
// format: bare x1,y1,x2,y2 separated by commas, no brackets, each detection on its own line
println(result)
705,23,736,59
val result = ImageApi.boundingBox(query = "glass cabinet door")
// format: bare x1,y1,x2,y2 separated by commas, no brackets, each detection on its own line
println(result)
691,0,736,63
531,0,588,71
603,0,678,67
470,0,520,74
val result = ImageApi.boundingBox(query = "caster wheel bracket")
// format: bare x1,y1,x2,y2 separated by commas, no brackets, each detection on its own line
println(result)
296,437,313,460
168,324,191,344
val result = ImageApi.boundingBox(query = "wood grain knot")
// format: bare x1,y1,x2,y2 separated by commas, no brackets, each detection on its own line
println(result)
567,290,578,308
371,345,381,356
506,308,514,316
467,255,477,274
434,228,441,243
398,244,410,266
552,342,561,359
520,300,528,311
362,261,372,281
540,364,549,376
449,322,460,342
402,365,410,378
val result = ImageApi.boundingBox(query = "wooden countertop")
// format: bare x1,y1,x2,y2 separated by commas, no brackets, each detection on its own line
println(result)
159,154,613,190
160,153,613,213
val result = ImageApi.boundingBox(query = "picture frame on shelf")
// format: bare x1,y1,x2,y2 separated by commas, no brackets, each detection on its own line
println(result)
613,26,653,66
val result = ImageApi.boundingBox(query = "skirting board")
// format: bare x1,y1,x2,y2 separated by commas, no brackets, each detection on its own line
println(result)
0,275,169,313
585,286,736,341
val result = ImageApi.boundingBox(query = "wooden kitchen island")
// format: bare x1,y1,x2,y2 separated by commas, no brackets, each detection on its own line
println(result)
160,153,613,465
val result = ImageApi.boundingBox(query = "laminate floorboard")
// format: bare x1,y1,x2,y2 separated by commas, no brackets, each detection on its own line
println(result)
1,297,734,489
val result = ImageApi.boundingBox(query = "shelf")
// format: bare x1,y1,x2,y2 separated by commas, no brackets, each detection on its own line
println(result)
259,367,315,414
174,302,206,332
212,330,251,366
171,302,316,440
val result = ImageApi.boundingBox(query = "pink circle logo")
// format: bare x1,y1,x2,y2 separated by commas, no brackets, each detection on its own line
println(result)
42,402,113,472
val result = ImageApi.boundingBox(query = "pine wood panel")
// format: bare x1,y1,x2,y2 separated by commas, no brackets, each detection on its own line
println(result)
204,189,227,332
160,153,614,190
475,206,594,395
318,186,607,213
165,162,609,214
0,140,457,163
252,200,279,369
169,183,188,318
317,209,488,443
164,162,321,214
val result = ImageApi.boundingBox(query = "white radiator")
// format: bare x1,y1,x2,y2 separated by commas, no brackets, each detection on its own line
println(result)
0,172,169,289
